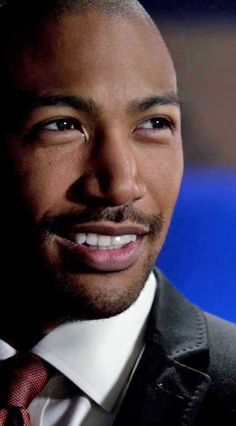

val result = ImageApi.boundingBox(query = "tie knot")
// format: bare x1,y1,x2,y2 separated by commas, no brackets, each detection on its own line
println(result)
0,352,53,408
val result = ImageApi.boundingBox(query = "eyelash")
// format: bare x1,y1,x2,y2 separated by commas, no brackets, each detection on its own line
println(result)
42,117,84,133
135,116,174,133
24,115,175,144
42,116,174,133
24,117,86,142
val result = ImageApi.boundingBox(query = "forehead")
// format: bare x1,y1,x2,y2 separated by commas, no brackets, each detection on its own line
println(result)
6,12,176,100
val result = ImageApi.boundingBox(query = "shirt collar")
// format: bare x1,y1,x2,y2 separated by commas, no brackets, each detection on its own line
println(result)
0,272,156,412
0,340,16,359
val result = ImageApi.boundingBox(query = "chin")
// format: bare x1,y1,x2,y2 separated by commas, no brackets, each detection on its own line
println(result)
37,228,162,321
42,251,157,321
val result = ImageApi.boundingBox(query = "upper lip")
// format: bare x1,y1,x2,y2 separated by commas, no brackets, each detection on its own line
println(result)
55,221,149,237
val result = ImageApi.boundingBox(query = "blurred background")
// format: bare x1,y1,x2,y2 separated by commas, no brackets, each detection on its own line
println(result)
140,1,236,322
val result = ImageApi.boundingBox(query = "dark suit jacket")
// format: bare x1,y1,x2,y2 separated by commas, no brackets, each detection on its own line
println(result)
115,269,236,425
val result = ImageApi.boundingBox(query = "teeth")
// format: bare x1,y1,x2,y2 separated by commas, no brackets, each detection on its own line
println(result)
111,236,125,246
86,233,98,246
74,233,137,248
98,235,112,247
75,233,86,245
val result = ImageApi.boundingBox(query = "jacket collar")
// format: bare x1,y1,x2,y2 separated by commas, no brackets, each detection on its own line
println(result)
150,269,209,370
115,269,211,426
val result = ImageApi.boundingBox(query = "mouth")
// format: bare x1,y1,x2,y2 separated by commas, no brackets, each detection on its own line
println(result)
53,222,149,272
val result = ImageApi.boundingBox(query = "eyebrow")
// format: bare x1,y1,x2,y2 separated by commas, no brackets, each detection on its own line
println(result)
128,93,181,113
31,94,100,116
2,90,181,127
31,92,181,112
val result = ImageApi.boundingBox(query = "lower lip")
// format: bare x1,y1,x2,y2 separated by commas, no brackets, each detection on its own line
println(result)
56,236,145,272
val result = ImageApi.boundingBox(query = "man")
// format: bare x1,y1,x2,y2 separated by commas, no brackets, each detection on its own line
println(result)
0,0,235,425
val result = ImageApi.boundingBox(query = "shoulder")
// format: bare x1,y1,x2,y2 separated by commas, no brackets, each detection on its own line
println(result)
196,312,236,423
204,312,236,399
153,267,236,385
152,268,236,421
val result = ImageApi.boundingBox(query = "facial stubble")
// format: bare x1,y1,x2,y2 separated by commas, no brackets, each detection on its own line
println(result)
37,206,164,322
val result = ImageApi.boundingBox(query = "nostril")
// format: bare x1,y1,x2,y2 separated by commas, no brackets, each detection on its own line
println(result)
67,171,146,206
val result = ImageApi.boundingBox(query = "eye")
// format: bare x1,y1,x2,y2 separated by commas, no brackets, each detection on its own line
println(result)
136,117,173,132
43,118,83,133
25,117,88,145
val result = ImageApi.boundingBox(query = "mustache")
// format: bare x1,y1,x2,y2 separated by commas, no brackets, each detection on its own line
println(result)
39,205,164,235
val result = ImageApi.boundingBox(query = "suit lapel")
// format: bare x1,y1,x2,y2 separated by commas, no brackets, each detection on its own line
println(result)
115,270,211,426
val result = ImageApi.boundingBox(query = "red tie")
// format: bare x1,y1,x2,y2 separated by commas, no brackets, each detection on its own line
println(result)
0,352,53,426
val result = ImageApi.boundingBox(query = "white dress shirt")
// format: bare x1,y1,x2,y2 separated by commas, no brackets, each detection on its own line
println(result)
0,272,157,425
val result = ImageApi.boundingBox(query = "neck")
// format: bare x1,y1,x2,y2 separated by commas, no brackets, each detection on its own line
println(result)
0,316,63,351
0,282,64,351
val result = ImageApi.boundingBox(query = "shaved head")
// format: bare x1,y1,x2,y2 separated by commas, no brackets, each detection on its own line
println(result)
0,0,161,73
0,0,154,22
0,0,174,97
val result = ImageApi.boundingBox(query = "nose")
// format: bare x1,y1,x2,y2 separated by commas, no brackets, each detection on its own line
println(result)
77,129,147,206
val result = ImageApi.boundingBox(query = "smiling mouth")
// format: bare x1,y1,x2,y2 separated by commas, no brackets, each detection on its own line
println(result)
53,222,149,272
53,221,148,248
67,232,137,250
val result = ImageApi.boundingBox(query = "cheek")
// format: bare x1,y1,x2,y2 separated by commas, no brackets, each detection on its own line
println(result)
141,150,183,258
142,146,183,216
7,145,84,221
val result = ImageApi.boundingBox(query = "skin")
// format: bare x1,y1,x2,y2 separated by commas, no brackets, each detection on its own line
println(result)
0,11,183,346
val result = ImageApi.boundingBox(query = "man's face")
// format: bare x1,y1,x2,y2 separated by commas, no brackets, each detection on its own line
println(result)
2,12,183,323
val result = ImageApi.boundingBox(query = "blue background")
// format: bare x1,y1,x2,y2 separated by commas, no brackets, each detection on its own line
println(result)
140,0,236,19
157,168,236,323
